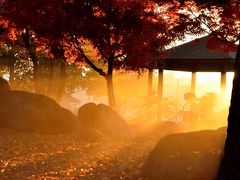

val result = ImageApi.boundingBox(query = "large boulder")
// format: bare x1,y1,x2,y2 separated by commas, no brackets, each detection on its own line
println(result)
0,90,79,134
0,77,10,93
78,103,133,139
144,127,226,180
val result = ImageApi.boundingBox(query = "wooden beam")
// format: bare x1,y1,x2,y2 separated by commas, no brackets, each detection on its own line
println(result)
191,72,196,93
163,59,235,72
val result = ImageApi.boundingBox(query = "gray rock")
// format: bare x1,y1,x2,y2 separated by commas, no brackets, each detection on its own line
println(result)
0,90,78,134
0,77,10,93
144,127,226,180
78,103,133,139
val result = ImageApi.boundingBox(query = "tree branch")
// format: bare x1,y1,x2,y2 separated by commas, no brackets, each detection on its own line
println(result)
70,35,107,77
76,46,107,77
21,29,38,66
96,44,109,60
185,6,213,34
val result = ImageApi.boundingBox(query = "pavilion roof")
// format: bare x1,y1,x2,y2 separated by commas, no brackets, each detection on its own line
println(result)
167,36,236,59
163,35,237,72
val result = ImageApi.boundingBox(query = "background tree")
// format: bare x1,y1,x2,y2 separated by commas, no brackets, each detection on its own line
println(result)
0,17,72,102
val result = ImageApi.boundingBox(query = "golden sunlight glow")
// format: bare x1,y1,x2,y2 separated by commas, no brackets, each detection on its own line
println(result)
174,71,191,79
196,72,221,97
161,71,234,100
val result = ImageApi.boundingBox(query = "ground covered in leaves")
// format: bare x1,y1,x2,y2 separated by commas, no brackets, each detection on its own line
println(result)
0,128,158,179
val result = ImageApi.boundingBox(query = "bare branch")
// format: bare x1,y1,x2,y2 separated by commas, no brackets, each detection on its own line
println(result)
96,44,109,60
185,6,213,34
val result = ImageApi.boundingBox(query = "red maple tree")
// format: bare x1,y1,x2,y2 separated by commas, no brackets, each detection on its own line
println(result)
0,0,191,109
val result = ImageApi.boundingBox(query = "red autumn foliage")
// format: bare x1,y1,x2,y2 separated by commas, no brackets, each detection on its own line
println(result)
0,0,199,69
0,0,227,108
0,0,193,108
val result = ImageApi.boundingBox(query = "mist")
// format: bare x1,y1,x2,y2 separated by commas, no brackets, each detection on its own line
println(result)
0,68,230,179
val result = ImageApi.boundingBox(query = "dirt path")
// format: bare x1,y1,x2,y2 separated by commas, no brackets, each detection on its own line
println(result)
0,129,158,179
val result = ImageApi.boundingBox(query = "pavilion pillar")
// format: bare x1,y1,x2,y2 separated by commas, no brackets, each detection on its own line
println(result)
148,69,153,96
221,71,227,96
191,71,196,94
158,68,163,102
158,68,164,120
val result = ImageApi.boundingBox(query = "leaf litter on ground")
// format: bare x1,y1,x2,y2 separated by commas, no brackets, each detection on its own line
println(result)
0,128,157,179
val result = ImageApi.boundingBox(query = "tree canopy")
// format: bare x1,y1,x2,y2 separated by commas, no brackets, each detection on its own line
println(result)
0,0,194,108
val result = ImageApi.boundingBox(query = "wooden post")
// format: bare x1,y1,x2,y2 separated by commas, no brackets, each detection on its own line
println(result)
191,72,196,94
148,69,153,96
221,71,227,96
158,68,164,120
158,68,163,102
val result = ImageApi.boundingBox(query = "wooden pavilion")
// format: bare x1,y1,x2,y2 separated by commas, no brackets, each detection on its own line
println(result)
148,35,237,101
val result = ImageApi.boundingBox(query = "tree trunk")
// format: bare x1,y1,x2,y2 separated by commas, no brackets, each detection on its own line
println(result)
106,74,117,110
106,58,117,110
55,60,66,103
217,41,240,180
47,59,55,97
22,30,40,93
76,44,117,110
